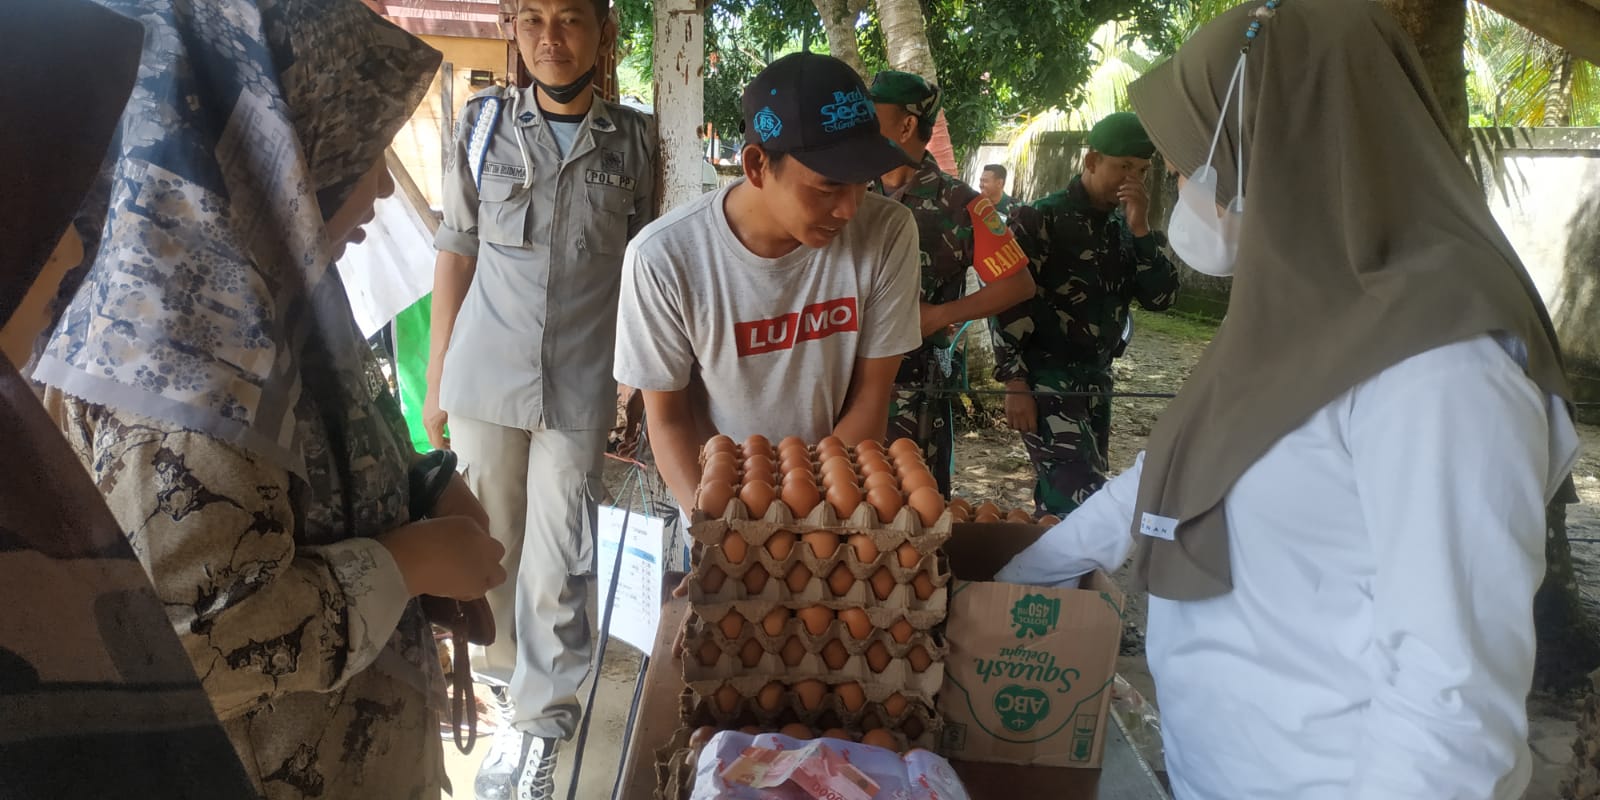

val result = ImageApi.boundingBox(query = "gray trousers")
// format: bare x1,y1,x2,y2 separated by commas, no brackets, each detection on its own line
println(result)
450,415,607,740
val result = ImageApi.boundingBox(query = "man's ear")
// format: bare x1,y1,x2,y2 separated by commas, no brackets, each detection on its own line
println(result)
742,144,768,189
599,12,617,51
1083,150,1102,175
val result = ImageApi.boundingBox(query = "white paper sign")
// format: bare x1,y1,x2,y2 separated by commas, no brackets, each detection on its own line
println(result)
596,506,665,655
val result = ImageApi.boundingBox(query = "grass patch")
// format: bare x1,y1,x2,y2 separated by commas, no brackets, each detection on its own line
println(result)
1131,307,1217,344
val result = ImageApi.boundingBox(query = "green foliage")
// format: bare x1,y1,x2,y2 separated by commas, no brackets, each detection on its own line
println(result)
1466,4,1599,127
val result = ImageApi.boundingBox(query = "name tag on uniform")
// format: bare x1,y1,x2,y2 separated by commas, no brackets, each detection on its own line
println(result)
1139,513,1179,541
586,169,636,191
482,161,527,182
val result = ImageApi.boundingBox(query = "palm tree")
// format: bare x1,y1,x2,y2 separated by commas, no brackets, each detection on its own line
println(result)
1466,3,1600,127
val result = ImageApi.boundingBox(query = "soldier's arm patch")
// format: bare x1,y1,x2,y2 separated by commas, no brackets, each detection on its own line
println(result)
968,196,1028,284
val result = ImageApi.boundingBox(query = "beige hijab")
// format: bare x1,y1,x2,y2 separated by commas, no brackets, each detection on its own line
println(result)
1126,0,1570,601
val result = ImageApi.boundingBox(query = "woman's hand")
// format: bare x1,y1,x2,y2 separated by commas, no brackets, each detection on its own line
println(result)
432,472,490,531
378,516,505,600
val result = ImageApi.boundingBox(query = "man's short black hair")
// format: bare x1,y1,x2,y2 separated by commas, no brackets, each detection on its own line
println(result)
983,164,1007,181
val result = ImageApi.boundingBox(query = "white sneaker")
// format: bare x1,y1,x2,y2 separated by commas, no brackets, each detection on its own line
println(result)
474,726,558,800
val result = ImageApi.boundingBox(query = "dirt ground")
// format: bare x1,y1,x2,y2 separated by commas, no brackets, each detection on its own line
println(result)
450,309,1600,798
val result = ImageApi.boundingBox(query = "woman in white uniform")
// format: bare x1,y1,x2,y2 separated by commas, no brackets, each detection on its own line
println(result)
996,1,1580,797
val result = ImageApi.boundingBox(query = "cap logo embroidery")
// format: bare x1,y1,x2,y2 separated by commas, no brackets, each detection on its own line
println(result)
820,89,874,133
753,106,782,142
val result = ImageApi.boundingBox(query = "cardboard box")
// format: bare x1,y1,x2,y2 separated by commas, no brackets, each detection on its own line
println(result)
937,523,1124,769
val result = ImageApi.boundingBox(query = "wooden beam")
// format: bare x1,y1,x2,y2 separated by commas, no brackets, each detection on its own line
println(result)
1475,0,1600,66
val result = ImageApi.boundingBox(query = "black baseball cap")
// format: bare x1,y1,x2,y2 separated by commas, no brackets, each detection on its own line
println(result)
741,52,916,184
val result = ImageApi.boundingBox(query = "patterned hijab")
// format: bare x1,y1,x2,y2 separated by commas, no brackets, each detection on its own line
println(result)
1124,0,1570,601
30,0,443,691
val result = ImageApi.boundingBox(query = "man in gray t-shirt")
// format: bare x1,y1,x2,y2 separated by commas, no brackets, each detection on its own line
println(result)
615,53,923,514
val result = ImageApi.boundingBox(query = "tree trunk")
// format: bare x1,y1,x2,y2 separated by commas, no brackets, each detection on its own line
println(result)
1544,50,1575,127
811,0,867,77
653,0,706,213
1378,0,1470,153
875,0,938,81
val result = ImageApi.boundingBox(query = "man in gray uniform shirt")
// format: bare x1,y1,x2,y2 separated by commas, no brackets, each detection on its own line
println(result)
425,1,655,797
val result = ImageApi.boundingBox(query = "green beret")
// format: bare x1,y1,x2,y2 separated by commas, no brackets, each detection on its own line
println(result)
1087,112,1155,159
868,70,941,120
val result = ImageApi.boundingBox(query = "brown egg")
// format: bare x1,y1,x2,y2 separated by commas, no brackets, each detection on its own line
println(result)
866,641,891,673
700,565,726,594
797,606,832,637
714,683,741,714
743,434,773,457
780,636,807,666
756,681,785,712
777,435,807,454
820,728,854,742
949,505,972,523
855,439,885,457
721,532,748,564
740,638,766,668
739,725,763,735
779,480,821,518
863,471,900,494
779,723,814,740
825,481,862,519
819,456,855,487
765,530,796,561
896,542,921,569
703,435,737,458
974,511,1001,523
742,564,769,594
718,610,745,639
912,572,936,601
701,456,738,485
857,451,892,476
1005,508,1034,524
804,531,839,559
689,725,719,748
906,486,946,528
869,568,896,601
838,608,872,641
739,481,777,518
883,692,908,718
697,480,736,517
973,501,1001,519
947,497,973,516
908,645,932,673
762,607,788,637
861,728,899,752
815,436,847,460
821,638,849,670
793,679,827,711
784,563,811,594
742,454,777,485
826,563,855,596
780,450,815,478
848,534,880,564
899,469,938,495
697,639,722,667
888,619,914,644
864,486,903,524
1039,514,1061,526
835,682,866,712
888,438,920,460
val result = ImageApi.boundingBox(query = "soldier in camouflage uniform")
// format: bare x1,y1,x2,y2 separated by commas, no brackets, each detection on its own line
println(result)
991,112,1180,514
980,164,1022,220
869,71,1036,495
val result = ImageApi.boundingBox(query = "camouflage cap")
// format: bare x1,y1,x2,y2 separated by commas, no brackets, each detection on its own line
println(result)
868,70,941,120
1086,112,1156,159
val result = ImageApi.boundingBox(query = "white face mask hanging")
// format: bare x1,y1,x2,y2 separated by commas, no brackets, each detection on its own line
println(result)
1167,6,1266,278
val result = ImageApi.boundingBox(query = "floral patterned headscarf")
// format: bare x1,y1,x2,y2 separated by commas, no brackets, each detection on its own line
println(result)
32,0,443,693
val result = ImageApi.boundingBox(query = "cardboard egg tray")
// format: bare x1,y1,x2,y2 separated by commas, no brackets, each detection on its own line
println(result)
676,685,943,752
680,607,948,688
689,480,955,535
685,531,952,613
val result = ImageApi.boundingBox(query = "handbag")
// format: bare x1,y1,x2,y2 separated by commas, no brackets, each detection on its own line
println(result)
409,449,496,754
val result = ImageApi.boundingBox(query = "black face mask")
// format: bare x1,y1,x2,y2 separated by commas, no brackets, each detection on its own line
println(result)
535,65,597,105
